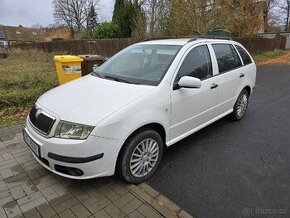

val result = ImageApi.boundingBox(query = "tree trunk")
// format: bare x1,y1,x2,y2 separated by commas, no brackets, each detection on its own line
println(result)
286,1,290,31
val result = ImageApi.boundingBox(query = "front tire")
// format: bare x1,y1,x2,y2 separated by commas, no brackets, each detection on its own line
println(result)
117,129,163,184
232,89,249,121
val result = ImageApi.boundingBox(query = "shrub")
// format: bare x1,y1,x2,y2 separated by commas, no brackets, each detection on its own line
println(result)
92,23,121,39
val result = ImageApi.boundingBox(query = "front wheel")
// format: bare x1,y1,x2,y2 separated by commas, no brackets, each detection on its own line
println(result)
232,89,249,121
117,129,163,184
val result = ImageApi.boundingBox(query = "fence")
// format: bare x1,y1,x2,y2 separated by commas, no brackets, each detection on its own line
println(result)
11,35,287,57
11,38,140,57
235,34,286,53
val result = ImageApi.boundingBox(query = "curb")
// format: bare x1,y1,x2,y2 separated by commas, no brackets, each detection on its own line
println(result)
116,180,194,218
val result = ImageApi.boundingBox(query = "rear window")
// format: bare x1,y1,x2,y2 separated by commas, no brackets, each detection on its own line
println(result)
212,44,242,73
235,45,252,65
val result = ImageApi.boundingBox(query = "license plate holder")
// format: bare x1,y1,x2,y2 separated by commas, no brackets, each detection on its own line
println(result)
23,129,40,157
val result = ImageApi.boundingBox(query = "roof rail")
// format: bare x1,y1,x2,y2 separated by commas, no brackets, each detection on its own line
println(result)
188,35,232,42
143,37,172,41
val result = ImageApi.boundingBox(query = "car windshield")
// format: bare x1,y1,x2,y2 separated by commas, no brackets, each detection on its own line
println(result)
92,44,181,85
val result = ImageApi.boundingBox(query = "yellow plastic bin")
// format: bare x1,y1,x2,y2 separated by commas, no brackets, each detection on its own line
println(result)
54,55,84,84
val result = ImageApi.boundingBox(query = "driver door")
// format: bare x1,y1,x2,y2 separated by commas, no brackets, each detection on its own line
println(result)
170,44,219,141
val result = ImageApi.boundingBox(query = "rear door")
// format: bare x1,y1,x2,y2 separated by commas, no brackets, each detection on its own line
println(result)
210,43,243,113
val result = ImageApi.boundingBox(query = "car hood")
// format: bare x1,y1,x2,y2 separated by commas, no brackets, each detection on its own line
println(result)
37,75,155,126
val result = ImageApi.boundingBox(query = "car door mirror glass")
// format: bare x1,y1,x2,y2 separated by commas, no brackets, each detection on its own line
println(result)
177,76,201,89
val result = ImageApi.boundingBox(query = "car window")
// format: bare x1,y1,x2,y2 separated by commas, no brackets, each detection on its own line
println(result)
212,44,242,73
93,45,181,86
235,45,252,65
175,45,212,82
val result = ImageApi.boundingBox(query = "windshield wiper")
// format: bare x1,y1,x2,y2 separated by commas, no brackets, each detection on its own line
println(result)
91,72,104,78
103,75,137,84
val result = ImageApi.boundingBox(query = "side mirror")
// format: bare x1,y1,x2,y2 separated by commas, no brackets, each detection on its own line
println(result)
176,76,201,89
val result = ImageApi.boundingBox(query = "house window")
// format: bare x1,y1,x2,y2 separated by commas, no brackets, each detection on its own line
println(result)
32,31,37,36
16,31,21,35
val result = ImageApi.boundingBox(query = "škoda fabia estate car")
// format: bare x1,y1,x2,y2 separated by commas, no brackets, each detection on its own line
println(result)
23,37,256,183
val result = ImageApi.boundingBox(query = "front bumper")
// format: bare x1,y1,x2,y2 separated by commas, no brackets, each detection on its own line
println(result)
24,120,123,179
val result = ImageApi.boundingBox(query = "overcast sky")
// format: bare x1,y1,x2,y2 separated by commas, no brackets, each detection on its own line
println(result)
0,0,114,27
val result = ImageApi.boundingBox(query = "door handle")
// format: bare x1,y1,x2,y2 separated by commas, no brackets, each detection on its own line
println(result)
239,73,245,78
210,83,218,89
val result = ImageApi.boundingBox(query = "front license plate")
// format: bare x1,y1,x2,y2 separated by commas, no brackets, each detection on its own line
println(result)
23,129,40,157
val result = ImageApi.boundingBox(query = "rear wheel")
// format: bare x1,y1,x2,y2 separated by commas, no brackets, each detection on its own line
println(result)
117,129,163,184
232,89,249,121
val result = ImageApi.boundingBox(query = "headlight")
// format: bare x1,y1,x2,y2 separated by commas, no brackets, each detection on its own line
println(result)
55,121,94,140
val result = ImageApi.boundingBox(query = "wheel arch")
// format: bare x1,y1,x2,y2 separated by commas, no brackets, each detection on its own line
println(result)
243,85,251,96
123,122,166,148
115,122,166,176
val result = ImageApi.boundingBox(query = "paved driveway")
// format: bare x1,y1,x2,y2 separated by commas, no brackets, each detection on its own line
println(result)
148,64,290,218
0,125,192,218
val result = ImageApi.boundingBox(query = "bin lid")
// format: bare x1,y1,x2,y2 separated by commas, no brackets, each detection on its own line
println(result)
78,54,106,61
54,55,83,62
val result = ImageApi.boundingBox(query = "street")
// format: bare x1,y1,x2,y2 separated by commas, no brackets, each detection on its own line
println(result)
148,64,290,218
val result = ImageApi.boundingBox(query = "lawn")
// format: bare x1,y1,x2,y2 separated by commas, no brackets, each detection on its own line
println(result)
0,49,57,125
253,50,289,64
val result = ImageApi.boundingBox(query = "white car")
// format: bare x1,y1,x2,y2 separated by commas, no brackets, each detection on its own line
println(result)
23,38,256,183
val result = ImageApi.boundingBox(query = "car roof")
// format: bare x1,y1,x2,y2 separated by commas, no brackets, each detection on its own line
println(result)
137,38,235,46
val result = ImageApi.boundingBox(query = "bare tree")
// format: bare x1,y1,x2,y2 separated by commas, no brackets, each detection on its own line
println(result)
52,0,99,38
284,0,290,30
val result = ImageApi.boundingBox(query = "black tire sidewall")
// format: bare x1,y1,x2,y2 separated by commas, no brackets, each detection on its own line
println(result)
233,89,249,121
119,129,163,184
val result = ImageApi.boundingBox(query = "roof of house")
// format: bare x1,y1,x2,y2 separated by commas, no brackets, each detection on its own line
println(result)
1,25,47,42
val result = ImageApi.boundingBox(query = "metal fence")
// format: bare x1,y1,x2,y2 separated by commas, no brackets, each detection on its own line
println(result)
11,35,287,57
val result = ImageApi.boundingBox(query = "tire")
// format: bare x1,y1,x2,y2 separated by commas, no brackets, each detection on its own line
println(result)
117,128,163,184
232,89,249,121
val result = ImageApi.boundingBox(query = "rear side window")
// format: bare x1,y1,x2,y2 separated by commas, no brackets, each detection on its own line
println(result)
235,45,252,65
176,45,212,81
212,44,242,73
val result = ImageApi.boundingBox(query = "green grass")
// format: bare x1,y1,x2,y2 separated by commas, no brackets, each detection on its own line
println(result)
0,49,58,125
253,50,288,63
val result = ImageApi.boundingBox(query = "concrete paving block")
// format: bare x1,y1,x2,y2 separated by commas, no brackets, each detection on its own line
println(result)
121,198,143,215
52,196,79,214
110,183,128,196
114,192,135,208
17,191,42,206
21,180,38,195
104,203,126,218
23,208,41,218
20,196,47,213
128,210,145,218
0,207,8,218
82,192,106,208
3,200,22,218
93,209,111,218
10,186,26,200
155,195,180,213
2,153,13,160
37,203,57,218
137,204,162,218
138,183,160,199
40,187,59,201
100,188,121,201
85,197,110,214
59,209,76,218
0,190,11,200
70,203,92,218
0,196,14,207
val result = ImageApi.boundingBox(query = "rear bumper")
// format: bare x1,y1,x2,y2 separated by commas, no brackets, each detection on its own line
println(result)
24,120,123,179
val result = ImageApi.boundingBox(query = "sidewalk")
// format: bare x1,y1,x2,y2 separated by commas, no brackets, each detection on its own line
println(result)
0,124,193,218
